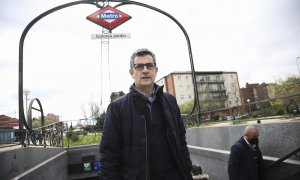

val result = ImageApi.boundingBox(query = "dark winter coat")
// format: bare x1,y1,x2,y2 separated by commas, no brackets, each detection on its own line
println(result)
228,136,267,180
100,84,193,180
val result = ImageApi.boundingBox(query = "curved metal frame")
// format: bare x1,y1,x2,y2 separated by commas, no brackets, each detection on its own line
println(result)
19,0,201,133
27,98,45,129
18,0,97,131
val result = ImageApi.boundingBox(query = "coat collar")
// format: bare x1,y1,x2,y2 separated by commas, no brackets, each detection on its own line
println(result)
129,83,164,99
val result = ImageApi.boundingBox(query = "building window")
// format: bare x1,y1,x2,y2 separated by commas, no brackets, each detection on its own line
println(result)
217,84,222,90
198,76,205,81
186,76,189,80
180,95,184,100
178,76,181,80
188,94,192,99
179,85,183,88
205,76,210,81
187,85,190,89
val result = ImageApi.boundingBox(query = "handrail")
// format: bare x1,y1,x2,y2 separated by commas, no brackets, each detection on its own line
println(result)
266,146,300,170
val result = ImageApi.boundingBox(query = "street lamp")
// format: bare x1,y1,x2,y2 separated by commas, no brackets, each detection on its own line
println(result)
23,89,30,115
247,99,251,117
296,57,300,75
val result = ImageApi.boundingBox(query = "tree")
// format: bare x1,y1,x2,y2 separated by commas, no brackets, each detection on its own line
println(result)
81,96,101,124
110,91,125,101
179,100,194,114
268,75,300,114
96,111,106,131
32,119,54,129
269,75,300,97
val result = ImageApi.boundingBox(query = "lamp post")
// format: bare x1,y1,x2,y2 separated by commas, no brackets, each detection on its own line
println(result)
23,89,30,116
296,57,300,75
247,99,251,117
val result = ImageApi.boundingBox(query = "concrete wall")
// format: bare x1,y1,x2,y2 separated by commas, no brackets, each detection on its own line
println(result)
12,150,68,180
0,146,67,179
188,146,300,180
186,121,300,159
67,144,100,179
186,121,300,180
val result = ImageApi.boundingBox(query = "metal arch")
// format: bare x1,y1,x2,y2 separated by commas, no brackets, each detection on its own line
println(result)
18,0,202,132
18,0,98,131
27,98,45,130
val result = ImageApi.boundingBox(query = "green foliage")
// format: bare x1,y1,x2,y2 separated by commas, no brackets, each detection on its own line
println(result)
64,133,101,147
96,111,106,131
269,75,300,97
110,91,125,101
66,131,72,139
211,113,220,121
84,125,93,132
32,119,55,129
276,108,285,115
70,132,79,142
83,130,88,136
179,100,194,114
232,120,243,125
268,75,300,115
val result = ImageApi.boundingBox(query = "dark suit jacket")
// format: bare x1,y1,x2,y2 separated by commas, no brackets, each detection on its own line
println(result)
228,136,267,180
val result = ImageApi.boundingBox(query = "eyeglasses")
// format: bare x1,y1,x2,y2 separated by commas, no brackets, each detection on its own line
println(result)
132,63,156,71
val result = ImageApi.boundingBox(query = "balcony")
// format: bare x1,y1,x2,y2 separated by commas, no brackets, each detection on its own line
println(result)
198,88,226,92
200,95,228,101
196,78,224,83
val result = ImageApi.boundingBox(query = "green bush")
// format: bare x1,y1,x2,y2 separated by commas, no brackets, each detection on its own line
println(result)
276,109,284,115
232,120,243,125
70,132,79,142
83,130,88,136
63,133,101,147
212,114,220,121
66,132,72,139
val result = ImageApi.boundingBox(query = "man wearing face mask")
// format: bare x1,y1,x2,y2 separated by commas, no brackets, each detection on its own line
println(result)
228,125,267,180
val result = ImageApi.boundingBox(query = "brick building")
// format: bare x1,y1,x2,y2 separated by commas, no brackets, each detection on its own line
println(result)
45,113,60,123
240,82,270,111
0,115,19,128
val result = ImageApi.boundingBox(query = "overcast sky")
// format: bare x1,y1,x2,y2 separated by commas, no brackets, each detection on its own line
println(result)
1,0,299,121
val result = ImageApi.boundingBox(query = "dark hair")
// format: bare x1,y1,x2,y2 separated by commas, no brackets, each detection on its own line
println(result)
130,48,156,68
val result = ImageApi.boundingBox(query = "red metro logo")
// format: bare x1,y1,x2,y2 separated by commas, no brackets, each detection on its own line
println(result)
86,5,131,31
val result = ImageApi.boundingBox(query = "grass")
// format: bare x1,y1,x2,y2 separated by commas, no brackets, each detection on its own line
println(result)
63,132,101,147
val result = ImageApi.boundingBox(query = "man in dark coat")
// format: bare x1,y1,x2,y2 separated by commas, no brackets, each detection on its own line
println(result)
228,125,267,180
100,48,193,180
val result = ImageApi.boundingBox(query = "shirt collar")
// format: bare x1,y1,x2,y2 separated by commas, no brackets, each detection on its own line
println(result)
244,136,256,149
133,86,155,102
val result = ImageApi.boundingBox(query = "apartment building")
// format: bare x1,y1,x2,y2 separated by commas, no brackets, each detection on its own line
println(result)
156,71,242,112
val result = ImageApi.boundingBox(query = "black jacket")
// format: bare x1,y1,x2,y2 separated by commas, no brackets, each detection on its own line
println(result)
100,84,192,180
228,136,267,180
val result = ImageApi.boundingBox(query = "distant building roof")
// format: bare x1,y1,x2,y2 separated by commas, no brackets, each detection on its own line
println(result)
0,115,19,128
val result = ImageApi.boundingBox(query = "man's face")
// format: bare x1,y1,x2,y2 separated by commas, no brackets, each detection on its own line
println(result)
129,55,158,91
247,129,259,139
246,129,259,145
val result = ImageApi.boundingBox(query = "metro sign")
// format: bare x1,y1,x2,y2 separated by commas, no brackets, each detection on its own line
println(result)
86,5,131,31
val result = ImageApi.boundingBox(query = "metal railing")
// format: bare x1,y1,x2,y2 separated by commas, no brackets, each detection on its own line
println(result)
16,122,64,147
265,147,300,180
0,122,64,148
